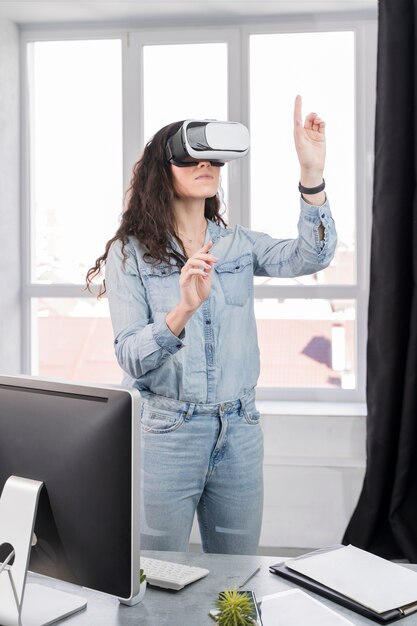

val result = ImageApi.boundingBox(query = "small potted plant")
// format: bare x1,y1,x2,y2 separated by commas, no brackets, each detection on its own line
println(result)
137,568,147,602
216,587,256,625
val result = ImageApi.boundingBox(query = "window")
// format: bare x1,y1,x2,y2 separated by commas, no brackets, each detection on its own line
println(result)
25,38,123,382
23,18,376,401
31,39,123,285
250,32,355,284
142,42,228,142
35,298,119,382
250,31,357,395
141,38,229,206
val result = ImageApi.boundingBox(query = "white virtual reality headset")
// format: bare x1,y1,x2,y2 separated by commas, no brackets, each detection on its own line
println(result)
165,119,250,167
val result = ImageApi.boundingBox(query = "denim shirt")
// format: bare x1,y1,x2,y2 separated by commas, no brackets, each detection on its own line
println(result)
105,196,337,404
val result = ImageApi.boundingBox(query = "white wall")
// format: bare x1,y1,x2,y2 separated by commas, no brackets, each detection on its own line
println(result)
0,18,20,374
260,410,365,550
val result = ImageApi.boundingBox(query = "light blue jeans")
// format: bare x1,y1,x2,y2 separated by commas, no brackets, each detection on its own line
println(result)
140,389,264,555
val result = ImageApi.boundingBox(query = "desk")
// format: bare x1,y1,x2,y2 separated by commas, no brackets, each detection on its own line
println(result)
28,550,417,626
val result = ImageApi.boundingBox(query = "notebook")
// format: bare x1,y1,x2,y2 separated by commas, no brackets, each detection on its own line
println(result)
269,545,417,624
260,589,355,625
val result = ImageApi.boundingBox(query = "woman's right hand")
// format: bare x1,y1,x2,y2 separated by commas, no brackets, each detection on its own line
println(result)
179,241,218,312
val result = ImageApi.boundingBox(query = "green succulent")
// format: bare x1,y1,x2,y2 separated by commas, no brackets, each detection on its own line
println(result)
139,568,146,584
216,587,255,626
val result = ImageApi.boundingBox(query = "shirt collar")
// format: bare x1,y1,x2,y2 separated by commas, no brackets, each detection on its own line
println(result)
206,219,229,244
170,219,228,256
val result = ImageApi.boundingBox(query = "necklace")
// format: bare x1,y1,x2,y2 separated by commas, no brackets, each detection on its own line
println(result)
177,224,207,244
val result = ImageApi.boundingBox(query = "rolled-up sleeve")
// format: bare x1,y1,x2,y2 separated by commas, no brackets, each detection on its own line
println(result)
244,196,337,277
105,240,185,380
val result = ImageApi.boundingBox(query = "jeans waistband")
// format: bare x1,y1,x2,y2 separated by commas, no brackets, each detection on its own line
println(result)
141,388,255,416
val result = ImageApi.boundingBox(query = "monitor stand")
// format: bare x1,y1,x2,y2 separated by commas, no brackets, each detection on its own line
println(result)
0,475,87,626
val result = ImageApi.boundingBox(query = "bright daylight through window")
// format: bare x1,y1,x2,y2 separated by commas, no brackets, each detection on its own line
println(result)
29,39,123,381
250,31,356,390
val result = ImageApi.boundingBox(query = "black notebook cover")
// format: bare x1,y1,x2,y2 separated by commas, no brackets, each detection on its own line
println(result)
269,561,406,624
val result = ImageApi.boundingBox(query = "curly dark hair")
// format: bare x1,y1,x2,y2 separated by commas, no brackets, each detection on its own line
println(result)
86,120,227,295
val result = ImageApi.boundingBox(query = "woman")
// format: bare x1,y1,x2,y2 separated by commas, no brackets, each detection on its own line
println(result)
87,95,337,555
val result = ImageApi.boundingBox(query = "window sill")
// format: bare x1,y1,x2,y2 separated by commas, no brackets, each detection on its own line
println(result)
256,400,367,417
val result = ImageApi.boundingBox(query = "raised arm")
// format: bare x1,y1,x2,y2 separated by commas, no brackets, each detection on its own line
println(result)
245,95,336,277
294,94,326,208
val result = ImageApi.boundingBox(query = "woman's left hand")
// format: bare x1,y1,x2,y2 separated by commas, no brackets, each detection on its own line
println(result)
293,94,326,174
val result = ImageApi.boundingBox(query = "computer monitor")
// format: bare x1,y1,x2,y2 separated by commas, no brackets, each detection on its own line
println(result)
0,375,141,625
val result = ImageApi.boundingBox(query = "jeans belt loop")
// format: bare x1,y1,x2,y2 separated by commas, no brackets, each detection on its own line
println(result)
238,395,245,416
184,402,195,421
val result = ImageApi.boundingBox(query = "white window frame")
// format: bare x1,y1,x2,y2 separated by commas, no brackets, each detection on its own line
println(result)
20,12,377,404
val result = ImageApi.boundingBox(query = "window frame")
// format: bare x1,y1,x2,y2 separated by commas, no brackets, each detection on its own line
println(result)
20,12,377,402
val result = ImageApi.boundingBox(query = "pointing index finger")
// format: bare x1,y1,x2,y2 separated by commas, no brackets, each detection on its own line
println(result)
200,240,213,252
294,94,302,128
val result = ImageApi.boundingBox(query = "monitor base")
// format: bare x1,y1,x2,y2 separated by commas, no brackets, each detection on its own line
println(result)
21,583,87,626
0,476,86,626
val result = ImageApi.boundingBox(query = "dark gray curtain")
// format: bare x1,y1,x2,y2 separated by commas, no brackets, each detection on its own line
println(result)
343,0,417,560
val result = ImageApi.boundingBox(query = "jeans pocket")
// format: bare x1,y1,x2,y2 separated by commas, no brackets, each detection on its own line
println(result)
214,253,252,306
242,407,261,425
141,404,184,434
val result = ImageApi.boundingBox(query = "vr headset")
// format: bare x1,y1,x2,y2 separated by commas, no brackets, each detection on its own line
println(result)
165,119,250,167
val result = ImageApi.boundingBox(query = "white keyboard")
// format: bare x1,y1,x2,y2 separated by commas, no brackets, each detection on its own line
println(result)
140,557,209,590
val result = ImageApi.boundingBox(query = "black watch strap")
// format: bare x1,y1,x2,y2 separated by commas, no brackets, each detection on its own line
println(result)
298,179,325,194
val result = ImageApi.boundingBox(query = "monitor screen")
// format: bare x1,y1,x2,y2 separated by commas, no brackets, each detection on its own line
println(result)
0,376,140,601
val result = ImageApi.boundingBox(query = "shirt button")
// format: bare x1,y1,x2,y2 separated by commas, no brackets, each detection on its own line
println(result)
205,320,211,325
321,213,325,219
176,343,182,348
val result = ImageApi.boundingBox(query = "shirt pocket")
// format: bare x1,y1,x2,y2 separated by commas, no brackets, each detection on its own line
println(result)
214,252,253,306
142,263,181,312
